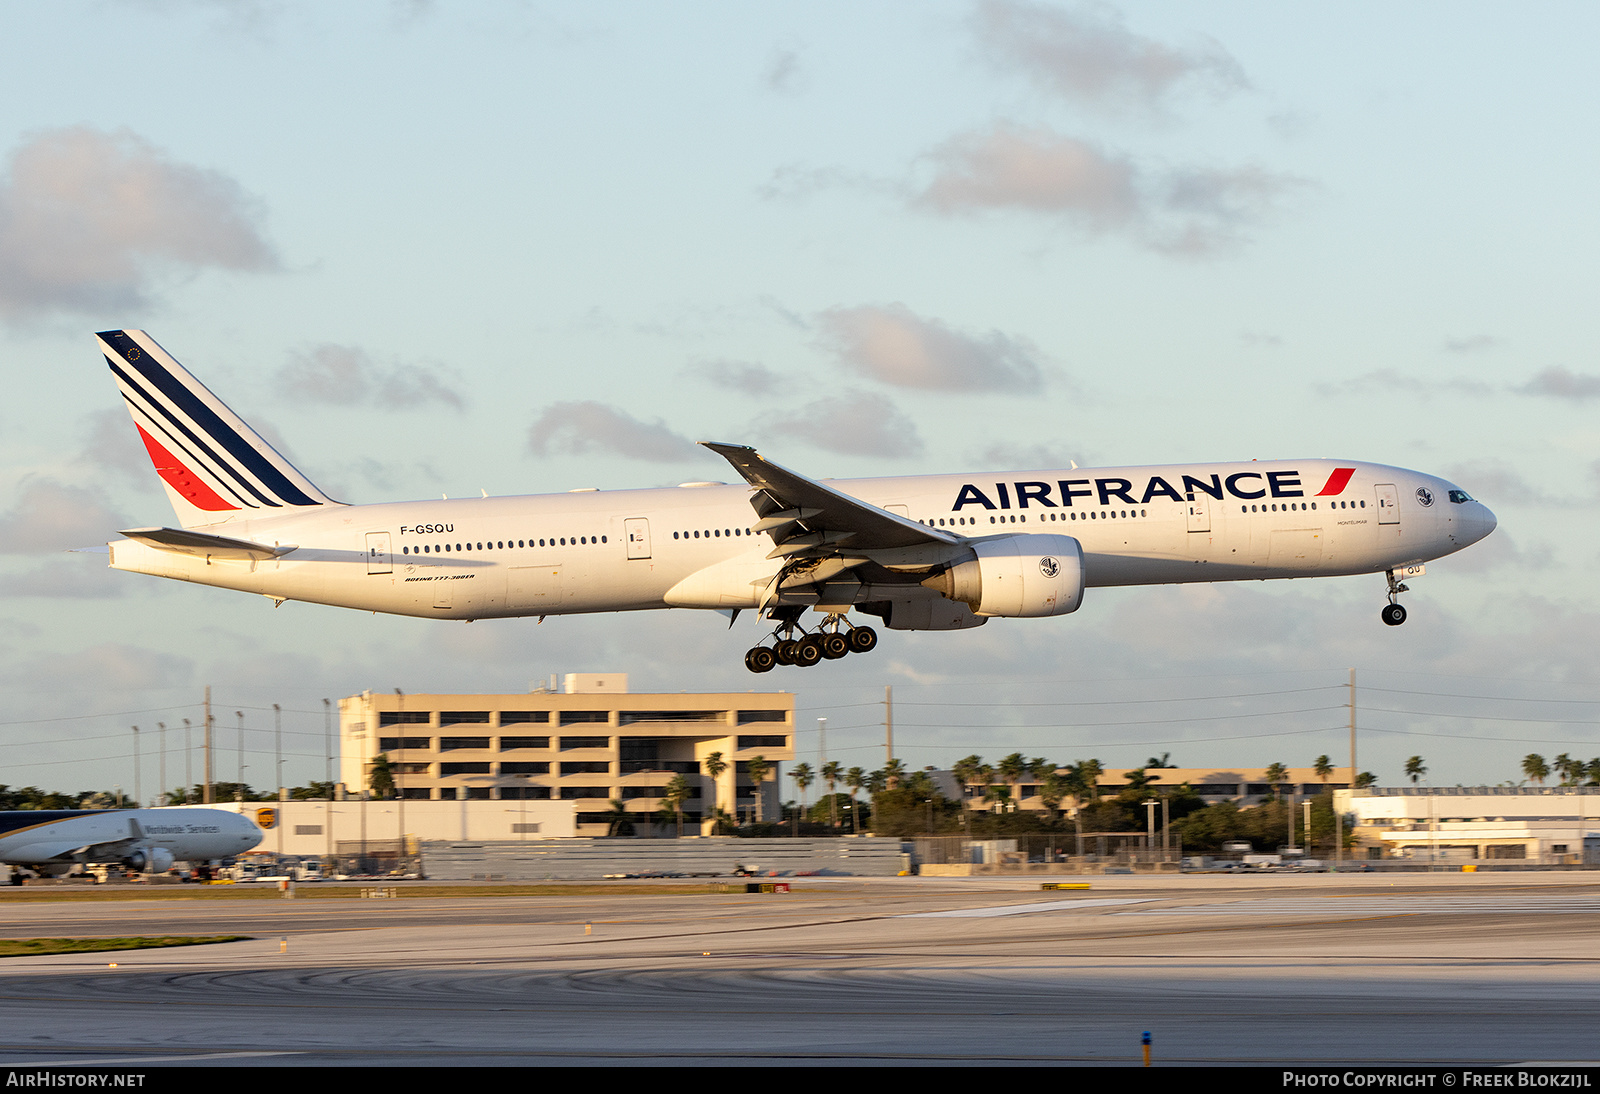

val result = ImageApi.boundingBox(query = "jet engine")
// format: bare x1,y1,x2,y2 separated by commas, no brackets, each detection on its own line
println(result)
921,534,1084,618
124,847,174,874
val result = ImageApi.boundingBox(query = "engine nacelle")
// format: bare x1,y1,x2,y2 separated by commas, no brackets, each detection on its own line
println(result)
922,534,1084,618
124,847,174,874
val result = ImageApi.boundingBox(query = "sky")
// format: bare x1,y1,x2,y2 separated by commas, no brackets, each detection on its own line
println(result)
1,1,1597,801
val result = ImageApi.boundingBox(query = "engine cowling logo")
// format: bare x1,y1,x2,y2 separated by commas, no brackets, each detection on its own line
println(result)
1039,556,1060,578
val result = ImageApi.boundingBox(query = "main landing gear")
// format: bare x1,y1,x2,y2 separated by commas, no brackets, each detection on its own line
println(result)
744,614,878,673
1381,568,1409,627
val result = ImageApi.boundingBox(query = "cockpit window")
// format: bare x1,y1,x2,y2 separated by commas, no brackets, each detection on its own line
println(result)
1448,490,1474,503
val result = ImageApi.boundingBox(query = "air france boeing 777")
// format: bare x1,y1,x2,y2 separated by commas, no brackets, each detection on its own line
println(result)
95,330,1497,672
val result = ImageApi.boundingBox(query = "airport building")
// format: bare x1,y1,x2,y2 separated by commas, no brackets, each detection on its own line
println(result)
337,675,794,836
1336,786,1600,864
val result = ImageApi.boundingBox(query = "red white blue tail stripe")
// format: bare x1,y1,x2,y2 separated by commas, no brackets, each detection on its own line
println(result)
97,330,339,528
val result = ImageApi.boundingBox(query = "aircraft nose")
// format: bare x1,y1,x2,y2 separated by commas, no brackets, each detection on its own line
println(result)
1472,502,1497,542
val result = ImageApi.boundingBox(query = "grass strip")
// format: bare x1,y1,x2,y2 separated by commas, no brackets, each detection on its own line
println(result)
0,936,247,957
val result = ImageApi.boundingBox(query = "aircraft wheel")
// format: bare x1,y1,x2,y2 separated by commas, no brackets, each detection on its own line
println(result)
847,626,878,653
1381,603,1407,626
819,633,851,660
774,639,799,665
745,646,777,673
794,636,824,667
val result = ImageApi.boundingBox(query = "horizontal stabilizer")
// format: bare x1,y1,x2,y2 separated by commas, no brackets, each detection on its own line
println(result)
118,526,297,561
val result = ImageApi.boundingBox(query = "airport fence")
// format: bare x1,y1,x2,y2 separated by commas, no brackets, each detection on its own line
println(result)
911,833,1183,868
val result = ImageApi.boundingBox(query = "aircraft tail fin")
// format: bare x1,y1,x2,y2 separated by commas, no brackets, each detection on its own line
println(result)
95,330,341,529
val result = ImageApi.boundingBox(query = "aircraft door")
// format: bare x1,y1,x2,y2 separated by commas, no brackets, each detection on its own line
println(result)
1185,497,1211,533
624,518,651,560
365,532,392,574
1375,484,1400,526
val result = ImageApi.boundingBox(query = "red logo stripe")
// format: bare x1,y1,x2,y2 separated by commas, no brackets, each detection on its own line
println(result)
136,426,239,512
1315,467,1356,496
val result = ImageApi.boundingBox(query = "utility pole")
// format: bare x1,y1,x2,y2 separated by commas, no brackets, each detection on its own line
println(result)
274,704,283,800
235,711,245,791
1349,668,1357,786
183,719,192,803
884,686,893,766
158,723,166,807
322,699,334,864
203,687,213,805
394,689,407,868
131,726,140,808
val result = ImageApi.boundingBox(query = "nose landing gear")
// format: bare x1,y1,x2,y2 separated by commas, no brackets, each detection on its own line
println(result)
743,613,878,672
1381,568,1409,626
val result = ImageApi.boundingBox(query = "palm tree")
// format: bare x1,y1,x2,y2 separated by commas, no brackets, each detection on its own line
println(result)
1077,759,1104,801
368,753,394,799
702,751,728,831
1038,771,1066,820
663,774,691,837
882,758,906,790
844,767,866,834
1263,762,1288,797
821,760,842,828
1144,753,1175,769
1314,755,1334,785
1404,756,1427,785
1522,754,1549,786
605,799,634,837
998,753,1027,812
1553,753,1579,786
952,755,983,821
789,763,814,819
746,756,770,823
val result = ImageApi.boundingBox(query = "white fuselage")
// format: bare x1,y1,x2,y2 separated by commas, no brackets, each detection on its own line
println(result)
106,458,1497,621
0,807,263,867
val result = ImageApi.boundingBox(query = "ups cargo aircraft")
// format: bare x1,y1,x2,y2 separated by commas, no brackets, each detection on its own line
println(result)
0,806,261,877
95,330,1497,673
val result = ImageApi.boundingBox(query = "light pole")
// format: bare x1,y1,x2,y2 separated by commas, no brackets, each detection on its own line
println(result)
1143,799,1158,864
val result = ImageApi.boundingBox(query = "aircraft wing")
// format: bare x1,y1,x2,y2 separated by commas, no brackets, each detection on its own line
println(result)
118,526,297,561
701,442,962,564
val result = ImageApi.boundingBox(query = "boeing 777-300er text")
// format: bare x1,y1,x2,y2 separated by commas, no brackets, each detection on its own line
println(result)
95,330,1497,672
0,806,262,877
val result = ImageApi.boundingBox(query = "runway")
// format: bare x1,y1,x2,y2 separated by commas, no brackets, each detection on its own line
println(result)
0,873,1596,1066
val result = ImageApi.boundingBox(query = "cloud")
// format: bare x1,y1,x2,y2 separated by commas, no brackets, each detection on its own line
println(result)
973,0,1248,114
76,408,156,483
0,480,132,554
1435,530,1553,575
0,558,125,599
275,345,465,411
0,642,192,694
816,302,1047,394
0,127,278,319
760,390,924,458
763,46,804,94
1518,367,1600,402
1444,334,1502,354
1315,369,1495,399
527,402,704,463
912,124,1304,253
1443,461,1560,508
915,126,1139,224
969,443,1080,470
689,359,789,397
